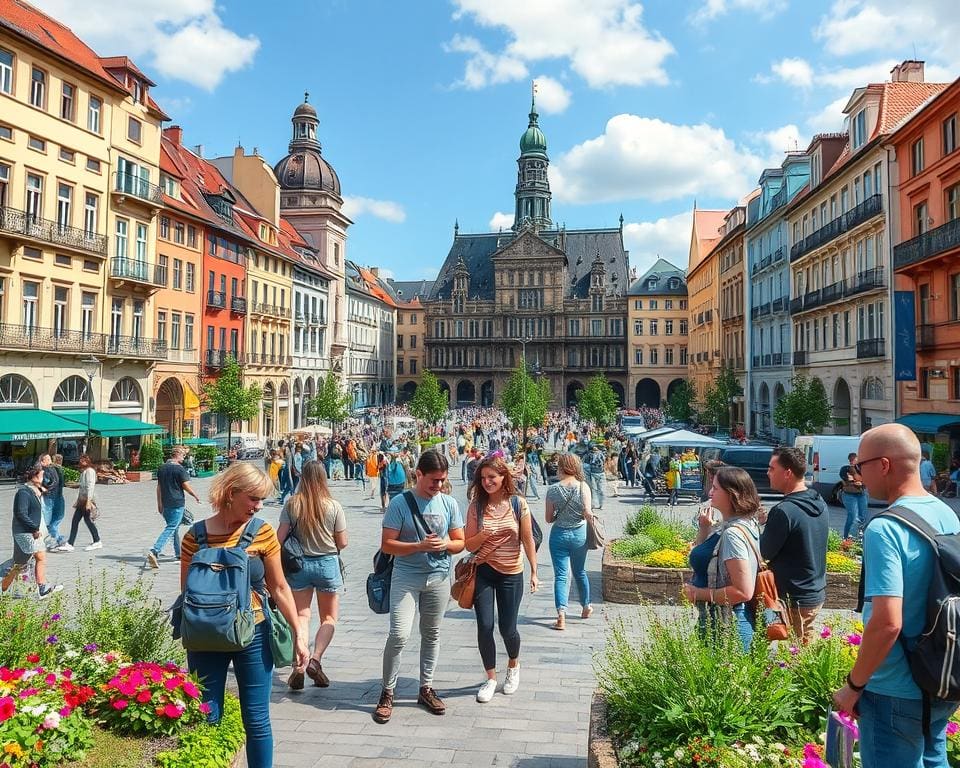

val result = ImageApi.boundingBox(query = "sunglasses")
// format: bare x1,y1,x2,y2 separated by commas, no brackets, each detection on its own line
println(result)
854,457,885,474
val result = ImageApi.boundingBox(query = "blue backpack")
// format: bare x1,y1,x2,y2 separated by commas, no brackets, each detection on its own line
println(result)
175,519,263,652
386,459,406,487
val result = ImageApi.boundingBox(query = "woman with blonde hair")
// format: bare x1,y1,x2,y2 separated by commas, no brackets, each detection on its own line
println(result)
544,453,594,630
464,455,538,703
180,462,307,768
683,465,762,651
277,461,348,690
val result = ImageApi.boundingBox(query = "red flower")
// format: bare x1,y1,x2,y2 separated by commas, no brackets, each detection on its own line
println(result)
182,680,200,699
0,696,15,722
136,690,152,704
163,703,183,719
26,654,40,664
112,699,129,710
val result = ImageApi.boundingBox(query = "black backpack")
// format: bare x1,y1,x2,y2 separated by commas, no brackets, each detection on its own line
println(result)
365,491,430,614
858,506,960,733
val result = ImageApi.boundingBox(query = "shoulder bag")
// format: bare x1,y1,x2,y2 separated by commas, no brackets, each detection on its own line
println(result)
452,501,485,609
264,595,295,668
280,512,305,576
366,492,427,614
730,524,789,641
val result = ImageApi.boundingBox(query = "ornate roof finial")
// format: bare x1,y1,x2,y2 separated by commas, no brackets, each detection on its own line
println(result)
304,90,310,103
529,80,539,125
454,218,459,236
619,213,624,231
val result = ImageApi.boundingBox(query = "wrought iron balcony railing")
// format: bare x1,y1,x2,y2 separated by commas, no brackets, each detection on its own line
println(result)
113,171,164,205
207,290,226,309
106,334,166,359
894,216,960,270
230,297,247,314
0,323,106,354
0,206,107,255
109,257,162,286
856,338,886,359
791,194,883,263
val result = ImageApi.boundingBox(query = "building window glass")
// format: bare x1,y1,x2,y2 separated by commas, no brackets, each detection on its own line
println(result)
853,110,867,148
185,263,195,293
30,67,45,108
127,117,142,143
87,96,102,133
60,82,75,121
56,183,72,231
173,259,183,290
945,114,958,156
947,184,960,222
25,174,43,222
171,313,181,349
81,293,95,337
952,273,960,321
22,281,39,328
185,314,194,350
135,223,147,262
915,201,929,236
912,138,925,176
115,219,128,258
52,286,67,336
83,193,98,236
0,48,12,94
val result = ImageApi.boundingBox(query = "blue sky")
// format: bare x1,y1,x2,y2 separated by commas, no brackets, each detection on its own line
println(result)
35,0,960,280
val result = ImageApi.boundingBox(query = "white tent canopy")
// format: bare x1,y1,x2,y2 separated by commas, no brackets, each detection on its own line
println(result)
646,429,724,449
628,426,680,440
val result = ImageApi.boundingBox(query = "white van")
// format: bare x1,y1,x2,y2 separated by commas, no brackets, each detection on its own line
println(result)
795,434,867,505
213,432,264,454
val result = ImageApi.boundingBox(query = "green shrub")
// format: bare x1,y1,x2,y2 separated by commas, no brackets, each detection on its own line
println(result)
0,591,65,667
643,521,695,550
826,528,843,552
59,569,184,665
62,466,80,484
611,534,658,561
155,694,246,768
933,442,950,473
139,439,165,471
624,505,661,536
598,617,797,752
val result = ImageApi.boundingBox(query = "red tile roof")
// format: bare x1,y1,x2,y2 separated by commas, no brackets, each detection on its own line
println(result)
872,81,948,139
357,266,398,308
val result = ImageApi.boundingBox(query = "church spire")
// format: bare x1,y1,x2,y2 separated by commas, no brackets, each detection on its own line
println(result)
513,83,552,232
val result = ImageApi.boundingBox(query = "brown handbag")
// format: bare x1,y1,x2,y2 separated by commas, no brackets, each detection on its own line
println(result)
731,525,790,642
451,556,480,609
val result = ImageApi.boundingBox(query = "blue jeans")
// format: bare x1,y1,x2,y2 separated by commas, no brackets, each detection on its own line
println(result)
549,524,590,612
43,497,65,545
151,507,183,557
188,622,274,768
588,472,605,508
526,473,540,499
842,491,868,539
858,689,957,767
697,603,755,652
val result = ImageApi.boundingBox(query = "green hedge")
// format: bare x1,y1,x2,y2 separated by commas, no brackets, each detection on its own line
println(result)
155,694,245,768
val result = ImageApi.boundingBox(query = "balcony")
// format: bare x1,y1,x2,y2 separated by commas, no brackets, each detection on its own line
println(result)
109,258,162,290
790,297,804,314
205,349,227,369
760,254,772,271
752,355,760,368
112,171,164,207
251,302,287,319
207,290,226,310
821,281,844,305
894,216,960,270
772,246,785,264
772,297,786,313
918,324,936,351
857,338,886,359
790,194,883,263
763,354,772,366
844,267,886,298
0,324,107,355
105,334,166,359
230,297,247,314
803,288,821,309
794,350,808,366
0,207,107,256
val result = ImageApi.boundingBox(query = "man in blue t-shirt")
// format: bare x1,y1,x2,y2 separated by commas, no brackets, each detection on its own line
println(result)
833,424,960,767
373,450,464,725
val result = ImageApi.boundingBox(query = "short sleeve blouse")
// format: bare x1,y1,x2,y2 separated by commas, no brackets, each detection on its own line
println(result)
546,482,587,528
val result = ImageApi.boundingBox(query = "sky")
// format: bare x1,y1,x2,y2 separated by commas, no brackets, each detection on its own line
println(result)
32,0,960,282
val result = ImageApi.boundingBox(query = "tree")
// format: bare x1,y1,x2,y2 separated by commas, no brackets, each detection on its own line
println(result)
409,370,449,424
308,372,352,429
576,373,619,427
201,355,261,448
773,375,832,434
700,367,742,428
663,379,696,423
499,361,551,435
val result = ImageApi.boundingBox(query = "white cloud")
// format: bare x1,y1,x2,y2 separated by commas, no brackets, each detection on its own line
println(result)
32,0,258,91
805,95,851,134
342,196,407,223
532,75,571,114
622,212,692,274
764,57,815,89
449,0,674,89
749,124,808,163
489,211,515,230
550,114,765,205
691,0,787,25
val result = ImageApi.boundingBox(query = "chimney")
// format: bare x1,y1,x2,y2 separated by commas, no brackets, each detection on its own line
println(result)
164,125,183,145
370,267,380,278
891,60,925,83
193,144,204,158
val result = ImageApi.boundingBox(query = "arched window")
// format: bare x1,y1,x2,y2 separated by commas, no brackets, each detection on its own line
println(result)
862,377,885,401
0,374,37,409
53,375,89,408
110,377,142,407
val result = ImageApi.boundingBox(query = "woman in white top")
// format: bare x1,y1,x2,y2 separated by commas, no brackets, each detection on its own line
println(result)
57,454,100,551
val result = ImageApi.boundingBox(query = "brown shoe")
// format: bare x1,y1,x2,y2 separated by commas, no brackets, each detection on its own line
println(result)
417,686,445,715
287,669,305,690
306,658,329,687
373,688,394,724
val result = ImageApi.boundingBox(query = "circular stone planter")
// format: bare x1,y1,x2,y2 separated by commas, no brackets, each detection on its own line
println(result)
602,542,860,610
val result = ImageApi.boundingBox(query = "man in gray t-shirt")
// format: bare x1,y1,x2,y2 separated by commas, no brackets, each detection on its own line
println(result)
147,447,200,569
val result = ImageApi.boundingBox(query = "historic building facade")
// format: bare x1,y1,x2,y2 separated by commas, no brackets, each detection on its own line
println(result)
345,263,395,408
686,208,725,407
423,96,630,409
627,259,688,409
388,279,432,403
718,199,751,426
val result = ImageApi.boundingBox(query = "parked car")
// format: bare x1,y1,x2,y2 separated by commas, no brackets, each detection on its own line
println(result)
698,444,778,496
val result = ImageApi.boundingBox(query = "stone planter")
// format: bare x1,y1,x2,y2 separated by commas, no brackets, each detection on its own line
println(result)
602,543,860,610
589,691,618,768
123,470,154,482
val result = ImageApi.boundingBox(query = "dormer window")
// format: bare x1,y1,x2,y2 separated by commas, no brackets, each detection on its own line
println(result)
853,109,867,149
669,278,679,289
647,278,657,290
161,174,178,197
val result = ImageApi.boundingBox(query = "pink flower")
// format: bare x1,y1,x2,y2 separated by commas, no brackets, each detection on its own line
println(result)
820,626,832,639
112,699,129,710
789,645,800,656
802,743,828,768
0,696,15,722
846,633,862,646
199,702,211,715
163,677,180,691
163,703,183,719
136,690,152,704
948,721,959,736
182,681,200,699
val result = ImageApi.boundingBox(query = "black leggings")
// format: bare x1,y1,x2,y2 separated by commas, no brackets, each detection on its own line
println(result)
473,563,523,670
68,506,100,545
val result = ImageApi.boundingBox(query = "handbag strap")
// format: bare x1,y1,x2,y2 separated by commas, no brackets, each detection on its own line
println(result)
729,523,765,572
402,490,429,540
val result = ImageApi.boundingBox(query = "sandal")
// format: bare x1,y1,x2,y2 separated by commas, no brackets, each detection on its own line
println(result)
287,669,305,690
552,613,566,631
306,658,329,687
582,605,594,620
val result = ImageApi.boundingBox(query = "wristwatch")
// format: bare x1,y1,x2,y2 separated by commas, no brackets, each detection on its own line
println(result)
846,672,866,692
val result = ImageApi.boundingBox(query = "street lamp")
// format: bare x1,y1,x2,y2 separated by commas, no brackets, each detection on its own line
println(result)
512,335,534,439
80,355,100,455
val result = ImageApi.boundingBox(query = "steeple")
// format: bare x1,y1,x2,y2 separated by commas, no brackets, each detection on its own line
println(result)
289,91,320,151
513,82,552,233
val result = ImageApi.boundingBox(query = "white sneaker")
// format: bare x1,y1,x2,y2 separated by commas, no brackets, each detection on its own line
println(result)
476,679,497,703
84,542,103,551
503,666,520,695
54,543,74,552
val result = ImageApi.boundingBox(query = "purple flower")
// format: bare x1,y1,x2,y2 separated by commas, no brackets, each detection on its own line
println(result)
846,633,862,646
789,645,800,656
50,614,61,622
46,635,58,645
83,644,98,653
820,626,832,639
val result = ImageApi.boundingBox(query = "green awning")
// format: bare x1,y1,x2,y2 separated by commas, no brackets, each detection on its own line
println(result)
164,437,217,446
56,410,166,438
896,412,960,434
0,409,88,442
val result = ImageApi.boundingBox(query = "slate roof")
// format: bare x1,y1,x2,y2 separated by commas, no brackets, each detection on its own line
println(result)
428,227,629,301
387,279,435,302
628,258,687,296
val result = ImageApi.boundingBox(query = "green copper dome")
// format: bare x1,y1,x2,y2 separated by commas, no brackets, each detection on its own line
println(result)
519,95,547,156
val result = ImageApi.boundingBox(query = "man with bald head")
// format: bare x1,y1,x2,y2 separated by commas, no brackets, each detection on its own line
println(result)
833,423,960,766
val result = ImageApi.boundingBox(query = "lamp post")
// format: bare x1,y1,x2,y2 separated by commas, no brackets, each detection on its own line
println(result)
80,355,100,455
512,335,534,439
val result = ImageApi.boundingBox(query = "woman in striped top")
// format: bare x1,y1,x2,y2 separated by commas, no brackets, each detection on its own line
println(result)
463,456,539,704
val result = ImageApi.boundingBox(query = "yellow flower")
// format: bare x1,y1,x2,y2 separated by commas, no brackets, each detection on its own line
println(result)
643,549,687,569
826,552,859,574
4,742,25,757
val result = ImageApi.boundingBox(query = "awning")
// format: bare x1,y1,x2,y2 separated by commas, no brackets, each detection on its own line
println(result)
57,410,166,438
646,429,725,449
896,412,960,434
0,409,87,442
183,384,201,410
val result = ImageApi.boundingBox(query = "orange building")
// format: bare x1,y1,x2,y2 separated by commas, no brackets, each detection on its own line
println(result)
686,206,726,406
891,76,960,443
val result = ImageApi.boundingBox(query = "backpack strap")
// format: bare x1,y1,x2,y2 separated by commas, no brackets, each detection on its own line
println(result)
238,517,265,549
510,494,521,522
193,520,208,549
402,490,429,540
856,505,932,612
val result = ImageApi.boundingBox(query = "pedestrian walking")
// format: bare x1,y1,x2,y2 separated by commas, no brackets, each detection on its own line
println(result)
1,464,62,598
146,446,202,569
544,453,594,631
56,454,101,552
39,453,66,549
278,461,347,690
364,450,380,499
180,462,307,768
585,443,606,510
920,450,938,494
464,456,539,703
833,424,960,766
373,451,465,724
840,452,868,540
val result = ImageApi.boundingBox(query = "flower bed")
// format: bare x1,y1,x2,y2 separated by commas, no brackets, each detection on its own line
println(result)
0,572,244,768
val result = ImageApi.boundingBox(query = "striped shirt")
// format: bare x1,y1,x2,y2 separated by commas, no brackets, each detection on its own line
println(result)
472,496,529,575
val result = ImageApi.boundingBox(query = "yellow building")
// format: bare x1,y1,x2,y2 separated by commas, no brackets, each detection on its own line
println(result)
627,258,688,409
686,207,726,406
717,199,752,426
0,4,166,458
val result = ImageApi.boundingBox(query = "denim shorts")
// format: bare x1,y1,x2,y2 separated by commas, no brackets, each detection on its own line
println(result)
286,554,343,593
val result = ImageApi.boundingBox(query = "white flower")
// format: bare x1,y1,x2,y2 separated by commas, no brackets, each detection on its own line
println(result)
63,650,79,659
42,711,61,729
674,748,684,759
22,669,38,680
